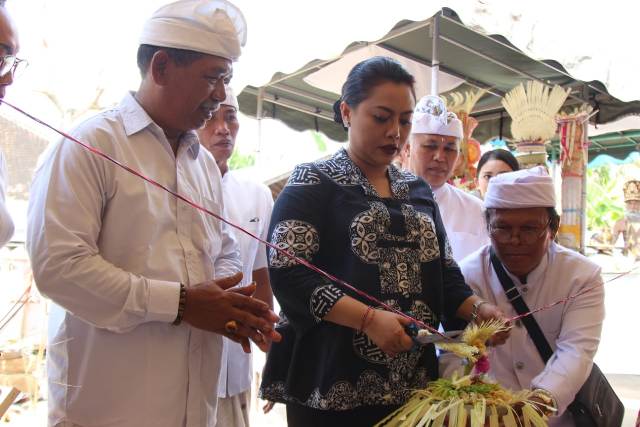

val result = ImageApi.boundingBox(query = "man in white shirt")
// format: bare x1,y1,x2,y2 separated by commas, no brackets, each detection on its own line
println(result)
408,96,488,261
443,167,605,426
27,1,279,426
197,88,274,427
0,4,22,247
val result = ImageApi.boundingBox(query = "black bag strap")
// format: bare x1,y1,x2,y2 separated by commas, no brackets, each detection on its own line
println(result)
489,248,553,363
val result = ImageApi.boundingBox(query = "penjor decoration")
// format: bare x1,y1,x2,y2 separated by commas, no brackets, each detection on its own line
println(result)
445,88,486,190
377,320,554,427
556,105,593,251
501,81,570,168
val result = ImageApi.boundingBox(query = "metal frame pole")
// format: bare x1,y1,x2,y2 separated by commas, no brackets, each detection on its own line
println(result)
581,121,588,253
431,12,440,95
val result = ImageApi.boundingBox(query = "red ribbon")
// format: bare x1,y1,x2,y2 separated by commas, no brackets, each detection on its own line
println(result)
1,100,445,336
7,99,626,341
507,267,635,322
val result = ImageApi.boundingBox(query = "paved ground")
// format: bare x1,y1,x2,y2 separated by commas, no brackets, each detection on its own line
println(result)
593,255,640,427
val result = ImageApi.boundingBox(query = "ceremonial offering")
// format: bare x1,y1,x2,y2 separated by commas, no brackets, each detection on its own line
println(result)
377,320,554,427
501,81,569,169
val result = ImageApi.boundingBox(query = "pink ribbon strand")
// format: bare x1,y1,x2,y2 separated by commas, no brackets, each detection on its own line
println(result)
1,99,443,336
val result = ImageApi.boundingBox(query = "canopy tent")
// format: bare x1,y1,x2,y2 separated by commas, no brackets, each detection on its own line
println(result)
238,7,640,160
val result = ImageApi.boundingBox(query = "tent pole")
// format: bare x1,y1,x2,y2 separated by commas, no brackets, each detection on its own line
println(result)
431,12,440,95
257,87,265,153
581,121,588,254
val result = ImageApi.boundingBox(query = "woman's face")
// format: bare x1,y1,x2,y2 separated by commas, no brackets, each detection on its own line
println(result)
341,81,415,171
477,159,516,197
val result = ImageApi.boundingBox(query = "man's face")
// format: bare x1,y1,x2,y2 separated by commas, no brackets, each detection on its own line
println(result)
488,207,553,279
0,8,20,99
626,200,640,213
409,133,459,188
197,104,239,164
162,53,232,133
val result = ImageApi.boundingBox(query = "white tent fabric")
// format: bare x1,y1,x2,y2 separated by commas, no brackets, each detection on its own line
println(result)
589,116,640,136
303,45,464,98
229,0,639,103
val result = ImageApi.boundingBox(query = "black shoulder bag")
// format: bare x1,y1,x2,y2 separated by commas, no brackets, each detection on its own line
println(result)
489,248,623,427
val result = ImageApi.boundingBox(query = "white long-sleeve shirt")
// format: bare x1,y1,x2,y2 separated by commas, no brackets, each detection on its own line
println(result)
448,242,605,427
0,151,14,247
432,183,489,261
27,92,240,427
217,171,273,398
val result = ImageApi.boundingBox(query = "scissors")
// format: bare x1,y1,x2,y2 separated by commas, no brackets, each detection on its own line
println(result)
405,323,464,350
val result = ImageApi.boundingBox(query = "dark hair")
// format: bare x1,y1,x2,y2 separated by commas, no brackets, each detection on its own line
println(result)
476,149,520,179
137,44,205,77
332,56,416,127
485,207,560,234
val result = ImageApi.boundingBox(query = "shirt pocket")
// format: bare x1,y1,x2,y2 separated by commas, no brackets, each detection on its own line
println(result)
191,194,222,277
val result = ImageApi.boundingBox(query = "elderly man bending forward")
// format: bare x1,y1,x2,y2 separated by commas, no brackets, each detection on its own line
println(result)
441,166,605,427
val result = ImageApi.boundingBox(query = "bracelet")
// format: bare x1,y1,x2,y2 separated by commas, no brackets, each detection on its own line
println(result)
471,300,490,323
359,306,374,333
173,283,187,326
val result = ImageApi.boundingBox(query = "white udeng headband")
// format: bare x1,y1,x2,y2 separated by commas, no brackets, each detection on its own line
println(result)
484,166,556,209
139,0,248,61
411,95,463,138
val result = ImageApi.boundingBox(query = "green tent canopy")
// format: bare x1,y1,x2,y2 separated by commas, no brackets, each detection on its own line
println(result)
238,7,640,160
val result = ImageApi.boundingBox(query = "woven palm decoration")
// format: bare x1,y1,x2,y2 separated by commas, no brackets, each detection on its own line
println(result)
502,81,570,143
376,320,553,427
445,88,487,116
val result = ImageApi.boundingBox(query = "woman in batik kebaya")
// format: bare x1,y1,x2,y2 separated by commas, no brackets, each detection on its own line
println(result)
260,56,507,427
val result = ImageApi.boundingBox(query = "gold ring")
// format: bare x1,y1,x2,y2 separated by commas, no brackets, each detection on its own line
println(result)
225,320,238,334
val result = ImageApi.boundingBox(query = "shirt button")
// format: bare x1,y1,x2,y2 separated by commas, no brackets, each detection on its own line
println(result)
521,286,529,293
515,361,525,370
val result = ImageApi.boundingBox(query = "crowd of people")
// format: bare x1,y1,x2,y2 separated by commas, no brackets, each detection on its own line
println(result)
0,0,621,426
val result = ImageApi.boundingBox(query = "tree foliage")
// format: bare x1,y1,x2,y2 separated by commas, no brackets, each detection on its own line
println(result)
586,165,624,231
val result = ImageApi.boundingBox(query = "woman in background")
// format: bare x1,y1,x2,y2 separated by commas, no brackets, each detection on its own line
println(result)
475,149,520,198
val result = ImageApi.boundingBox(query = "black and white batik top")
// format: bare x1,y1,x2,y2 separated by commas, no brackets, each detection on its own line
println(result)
260,148,472,411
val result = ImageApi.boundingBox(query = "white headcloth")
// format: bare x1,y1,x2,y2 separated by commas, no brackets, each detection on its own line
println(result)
139,0,247,61
222,86,238,109
411,95,463,139
484,166,555,209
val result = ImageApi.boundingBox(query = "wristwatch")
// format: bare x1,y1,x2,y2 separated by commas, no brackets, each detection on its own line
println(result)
532,388,558,412
471,300,490,323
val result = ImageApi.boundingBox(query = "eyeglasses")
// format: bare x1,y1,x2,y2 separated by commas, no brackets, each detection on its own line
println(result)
489,219,551,244
0,55,28,78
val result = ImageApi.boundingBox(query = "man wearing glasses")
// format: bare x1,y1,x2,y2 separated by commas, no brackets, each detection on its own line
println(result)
443,166,605,426
0,2,24,247
0,2,24,99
